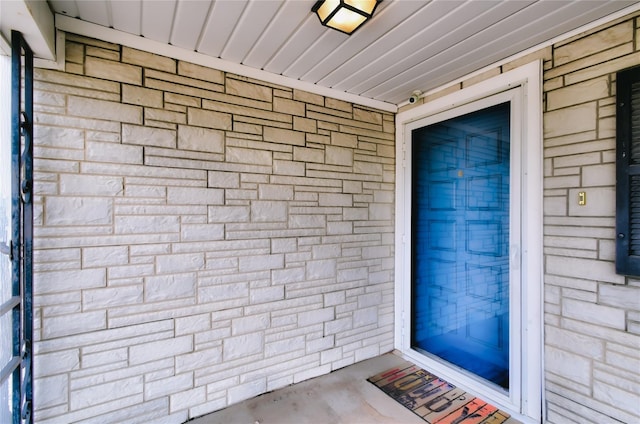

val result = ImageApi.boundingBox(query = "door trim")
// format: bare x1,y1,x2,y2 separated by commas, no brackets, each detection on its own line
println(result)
394,61,542,423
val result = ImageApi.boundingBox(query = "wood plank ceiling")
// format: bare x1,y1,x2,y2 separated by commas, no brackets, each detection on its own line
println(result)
48,0,639,107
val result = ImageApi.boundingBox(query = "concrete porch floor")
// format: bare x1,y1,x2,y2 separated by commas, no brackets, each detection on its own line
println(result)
188,352,426,424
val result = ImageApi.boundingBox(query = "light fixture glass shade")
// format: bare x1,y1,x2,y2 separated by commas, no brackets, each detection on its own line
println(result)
313,0,380,35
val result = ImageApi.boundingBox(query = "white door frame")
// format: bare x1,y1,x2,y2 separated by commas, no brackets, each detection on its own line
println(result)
394,61,542,423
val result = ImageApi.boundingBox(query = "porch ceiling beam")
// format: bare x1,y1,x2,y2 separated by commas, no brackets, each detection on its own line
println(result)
0,0,55,60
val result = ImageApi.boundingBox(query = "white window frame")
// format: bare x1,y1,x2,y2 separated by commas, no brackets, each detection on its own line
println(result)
394,60,542,423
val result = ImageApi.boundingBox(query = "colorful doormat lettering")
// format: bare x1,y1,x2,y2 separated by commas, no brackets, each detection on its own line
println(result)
368,364,519,424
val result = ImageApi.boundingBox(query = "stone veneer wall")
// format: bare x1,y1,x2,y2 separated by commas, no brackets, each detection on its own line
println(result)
542,14,640,424
401,11,640,424
32,34,395,423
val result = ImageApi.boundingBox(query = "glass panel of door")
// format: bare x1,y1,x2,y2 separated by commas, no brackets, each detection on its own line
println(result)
411,102,511,390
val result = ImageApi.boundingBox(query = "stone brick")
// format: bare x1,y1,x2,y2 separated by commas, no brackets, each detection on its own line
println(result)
86,45,119,60
294,146,324,163
582,164,615,187
554,21,633,66
44,311,106,338
228,379,266,405
83,285,143,310
188,108,232,130
60,174,123,196
122,124,176,148
199,282,248,303
354,344,379,362
68,96,142,124
563,298,626,330
353,306,378,327
209,205,250,222
298,307,334,327
545,326,604,359
250,286,285,304
593,380,640,417
232,313,270,335
175,347,223,373
34,125,84,149
258,184,294,201
45,197,112,226
544,103,597,138
34,374,68,408
167,186,224,205
145,373,193,400
115,215,180,234
178,61,224,84
331,132,358,148
599,284,640,309
293,116,317,133
85,56,142,85
130,335,193,365
156,253,205,274
239,254,284,272
326,98,352,113
547,77,610,111
181,223,224,241
82,246,129,268
87,141,143,164
294,364,331,384
34,349,80,378
266,335,305,357
227,78,272,102
122,84,163,108
223,333,264,360
227,146,272,165
251,201,287,222
319,193,352,207
35,268,106,295
170,386,206,412
273,159,305,176
123,47,176,73
145,273,196,301
326,145,353,166
293,89,323,106
178,125,225,153
263,126,305,146
545,345,592,385
546,256,624,285
208,171,240,188
306,259,336,280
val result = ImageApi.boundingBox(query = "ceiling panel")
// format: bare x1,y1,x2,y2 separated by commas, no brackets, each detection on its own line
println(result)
242,0,315,69
220,1,281,63
301,1,423,83
321,1,465,91
140,0,175,43
111,0,141,35
170,0,212,50
47,0,640,107
198,0,247,57
74,0,110,27
283,29,346,79
263,15,326,75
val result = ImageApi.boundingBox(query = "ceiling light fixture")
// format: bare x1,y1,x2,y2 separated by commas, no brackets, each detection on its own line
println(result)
312,0,381,35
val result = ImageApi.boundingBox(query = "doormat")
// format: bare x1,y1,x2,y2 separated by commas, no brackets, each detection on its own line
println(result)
368,363,518,424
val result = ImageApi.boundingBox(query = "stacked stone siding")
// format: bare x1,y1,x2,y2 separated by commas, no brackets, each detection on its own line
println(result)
543,15,640,424
401,11,640,424
32,34,395,423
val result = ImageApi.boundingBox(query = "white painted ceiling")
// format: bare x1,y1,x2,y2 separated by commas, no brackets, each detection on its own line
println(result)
42,0,640,107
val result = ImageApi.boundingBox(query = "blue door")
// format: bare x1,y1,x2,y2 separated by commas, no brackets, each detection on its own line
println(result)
411,102,510,390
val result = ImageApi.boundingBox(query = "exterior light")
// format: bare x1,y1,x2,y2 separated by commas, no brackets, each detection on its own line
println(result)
312,0,380,35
